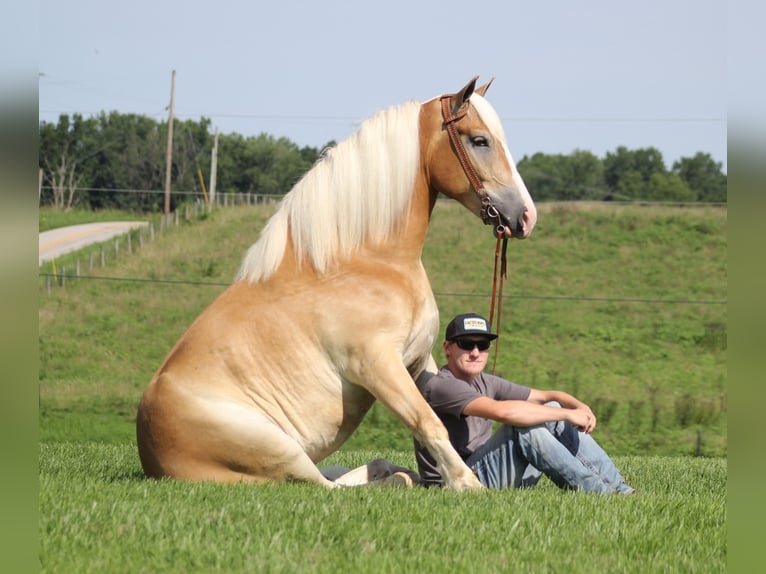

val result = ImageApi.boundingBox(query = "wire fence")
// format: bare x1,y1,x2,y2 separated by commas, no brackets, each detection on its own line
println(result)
36,270,727,306
38,185,728,209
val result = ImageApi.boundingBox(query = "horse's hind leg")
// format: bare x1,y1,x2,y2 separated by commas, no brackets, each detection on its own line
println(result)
207,407,342,486
140,394,338,487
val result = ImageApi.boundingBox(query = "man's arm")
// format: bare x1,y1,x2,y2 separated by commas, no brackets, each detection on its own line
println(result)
527,389,595,413
463,391,597,433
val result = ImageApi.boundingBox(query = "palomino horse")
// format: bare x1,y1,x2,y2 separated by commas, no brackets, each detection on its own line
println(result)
136,77,536,490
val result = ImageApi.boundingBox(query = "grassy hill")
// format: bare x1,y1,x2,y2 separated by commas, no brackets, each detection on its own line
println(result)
38,201,727,457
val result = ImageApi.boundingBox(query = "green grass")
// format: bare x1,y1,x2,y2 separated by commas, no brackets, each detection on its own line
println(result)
39,206,151,232
40,443,725,573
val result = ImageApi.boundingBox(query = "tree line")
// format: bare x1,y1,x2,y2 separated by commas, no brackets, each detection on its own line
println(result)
38,112,726,212
518,148,726,203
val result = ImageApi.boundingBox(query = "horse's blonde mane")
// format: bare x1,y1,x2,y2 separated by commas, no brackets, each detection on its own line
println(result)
237,100,422,282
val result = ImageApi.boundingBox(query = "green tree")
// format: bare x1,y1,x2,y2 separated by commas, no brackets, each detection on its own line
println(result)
86,112,167,211
672,152,727,202
603,146,668,200
562,149,606,199
171,117,213,198
215,132,318,197
645,172,695,202
39,114,101,209
39,113,220,211
518,150,606,201
517,152,561,201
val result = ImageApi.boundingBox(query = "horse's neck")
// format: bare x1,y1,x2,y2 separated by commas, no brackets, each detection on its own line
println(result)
386,178,435,261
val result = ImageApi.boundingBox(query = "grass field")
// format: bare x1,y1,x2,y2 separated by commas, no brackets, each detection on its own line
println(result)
38,201,727,572
40,444,725,573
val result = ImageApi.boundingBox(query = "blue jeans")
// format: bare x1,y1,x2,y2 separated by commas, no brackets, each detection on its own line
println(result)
466,402,634,494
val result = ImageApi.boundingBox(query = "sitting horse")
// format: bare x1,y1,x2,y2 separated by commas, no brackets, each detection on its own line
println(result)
136,77,537,490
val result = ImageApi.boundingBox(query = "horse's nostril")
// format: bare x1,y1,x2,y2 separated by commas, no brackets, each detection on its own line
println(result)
511,211,526,237
517,208,536,237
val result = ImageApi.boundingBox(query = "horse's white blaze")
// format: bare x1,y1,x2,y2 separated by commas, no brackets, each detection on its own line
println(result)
505,146,537,236
471,94,537,236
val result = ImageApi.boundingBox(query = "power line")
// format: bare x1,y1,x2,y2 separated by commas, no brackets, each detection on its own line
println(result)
38,186,203,196
502,117,726,124
433,290,726,306
38,109,727,124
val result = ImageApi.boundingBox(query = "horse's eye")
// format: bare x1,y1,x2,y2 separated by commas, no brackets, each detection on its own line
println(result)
470,136,489,147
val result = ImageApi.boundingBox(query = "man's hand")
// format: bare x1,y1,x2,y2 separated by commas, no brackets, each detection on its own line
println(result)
568,405,597,433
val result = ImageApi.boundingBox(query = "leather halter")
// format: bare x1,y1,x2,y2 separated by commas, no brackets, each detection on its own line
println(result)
439,94,509,373
439,95,507,236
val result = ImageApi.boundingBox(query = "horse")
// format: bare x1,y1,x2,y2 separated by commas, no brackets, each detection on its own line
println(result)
136,77,537,490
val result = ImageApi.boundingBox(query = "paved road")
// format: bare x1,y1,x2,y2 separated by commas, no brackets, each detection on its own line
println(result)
39,221,149,265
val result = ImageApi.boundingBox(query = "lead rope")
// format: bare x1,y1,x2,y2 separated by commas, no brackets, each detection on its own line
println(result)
488,234,509,374
439,91,510,373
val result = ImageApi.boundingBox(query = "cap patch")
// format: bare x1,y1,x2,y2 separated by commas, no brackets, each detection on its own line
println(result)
463,318,488,332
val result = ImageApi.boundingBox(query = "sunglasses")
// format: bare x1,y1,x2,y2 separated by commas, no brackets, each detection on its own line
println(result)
453,339,491,352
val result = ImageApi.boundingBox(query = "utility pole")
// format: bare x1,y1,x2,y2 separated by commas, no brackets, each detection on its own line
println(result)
164,69,176,215
209,127,219,210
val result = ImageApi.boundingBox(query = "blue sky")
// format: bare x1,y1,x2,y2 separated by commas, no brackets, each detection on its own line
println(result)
39,0,728,171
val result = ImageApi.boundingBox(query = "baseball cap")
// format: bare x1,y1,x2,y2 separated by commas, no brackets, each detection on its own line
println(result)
445,313,497,341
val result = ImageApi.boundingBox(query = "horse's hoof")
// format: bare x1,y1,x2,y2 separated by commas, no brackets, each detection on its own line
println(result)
448,473,484,491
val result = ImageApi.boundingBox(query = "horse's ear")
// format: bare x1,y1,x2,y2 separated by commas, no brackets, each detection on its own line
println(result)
475,77,495,97
450,76,479,115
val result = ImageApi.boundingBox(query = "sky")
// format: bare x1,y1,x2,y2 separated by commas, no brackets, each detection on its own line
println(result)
38,0,729,172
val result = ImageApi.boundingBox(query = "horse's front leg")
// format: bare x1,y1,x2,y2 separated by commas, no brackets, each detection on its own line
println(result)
349,349,483,491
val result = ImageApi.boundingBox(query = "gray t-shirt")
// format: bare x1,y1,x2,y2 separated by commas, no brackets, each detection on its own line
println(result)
414,365,530,486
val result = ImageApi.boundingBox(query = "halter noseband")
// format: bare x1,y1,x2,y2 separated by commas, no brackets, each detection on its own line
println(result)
439,94,507,237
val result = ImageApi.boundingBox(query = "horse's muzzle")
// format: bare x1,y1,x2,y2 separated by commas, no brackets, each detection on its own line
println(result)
493,208,533,239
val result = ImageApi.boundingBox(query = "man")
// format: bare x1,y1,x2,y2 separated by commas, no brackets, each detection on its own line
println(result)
414,312,635,494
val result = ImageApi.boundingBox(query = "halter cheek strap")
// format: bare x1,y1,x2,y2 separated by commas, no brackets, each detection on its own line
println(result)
439,95,506,236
